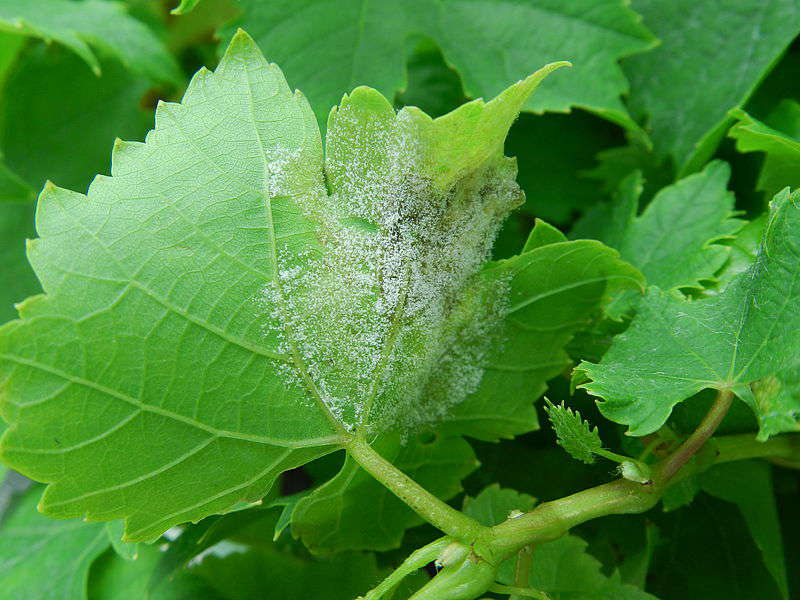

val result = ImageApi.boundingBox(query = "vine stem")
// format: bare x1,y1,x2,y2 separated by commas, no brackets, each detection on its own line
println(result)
656,388,733,483
484,430,798,559
347,435,487,542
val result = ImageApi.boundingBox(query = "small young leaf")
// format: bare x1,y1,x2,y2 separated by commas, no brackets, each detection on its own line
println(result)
543,399,603,465
577,189,800,437
0,0,182,84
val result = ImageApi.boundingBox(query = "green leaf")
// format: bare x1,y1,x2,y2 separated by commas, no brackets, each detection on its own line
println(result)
105,520,139,561
712,215,766,292
0,197,38,323
292,432,477,552
522,219,567,253
395,37,466,119
648,494,784,600
0,486,109,600
0,31,569,540
171,0,202,15
189,544,382,600
89,545,222,600
543,399,603,464
461,483,535,527
0,32,344,542
439,235,644,441
576,188,800,437
622,0,800,174
515,535,657,599
0,43,155,193
660,475,700,512
0,0,182,84
573,161,743,293
226,0,655,131
750,365,800,441
508,111,625,225
701,461,788,599
729,107,800,197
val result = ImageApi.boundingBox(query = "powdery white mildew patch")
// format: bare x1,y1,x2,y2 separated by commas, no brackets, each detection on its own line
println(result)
257,103,522,434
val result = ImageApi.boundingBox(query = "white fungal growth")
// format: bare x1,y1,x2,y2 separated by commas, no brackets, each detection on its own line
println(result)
257,102,523,433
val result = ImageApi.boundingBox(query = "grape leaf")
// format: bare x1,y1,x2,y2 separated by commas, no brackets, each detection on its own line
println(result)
461,483,535,527
512,535,657,600
90,545,223,600
572,161,743,293
105,520,138,561
508,111,624,225
543,399,603,465
750,365,800,439
0,486,110,600
0,31,573,540
226,0,655,131
622,0,800,174
522,218,566,253
1,43,155,193
438,230,644,441
648,494,784,600
729,107,800,197
701,461,788,599
395,37,466,119
0,196,38,323
0,44,154,323
713,215,766,292
0,0,182,84
292,432,477,552
576,188,800,437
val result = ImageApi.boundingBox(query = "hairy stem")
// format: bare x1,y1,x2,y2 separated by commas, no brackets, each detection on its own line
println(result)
657,388,733,483
347,435,487,542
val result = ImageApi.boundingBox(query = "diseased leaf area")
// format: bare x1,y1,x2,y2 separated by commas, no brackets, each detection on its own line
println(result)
0,2,798,600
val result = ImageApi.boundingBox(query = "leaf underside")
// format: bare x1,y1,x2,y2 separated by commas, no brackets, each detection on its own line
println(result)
0,30,643,543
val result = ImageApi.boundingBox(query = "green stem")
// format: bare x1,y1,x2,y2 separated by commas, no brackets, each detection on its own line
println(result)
657,388,733,483
595,448,636,464
359,537,450,600
347,436,487,542
486,431,798,559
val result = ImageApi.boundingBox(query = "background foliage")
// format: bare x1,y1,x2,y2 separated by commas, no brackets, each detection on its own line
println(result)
0,1,799,599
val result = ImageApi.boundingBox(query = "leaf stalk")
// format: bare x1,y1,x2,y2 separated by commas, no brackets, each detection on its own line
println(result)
347,435,487,542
